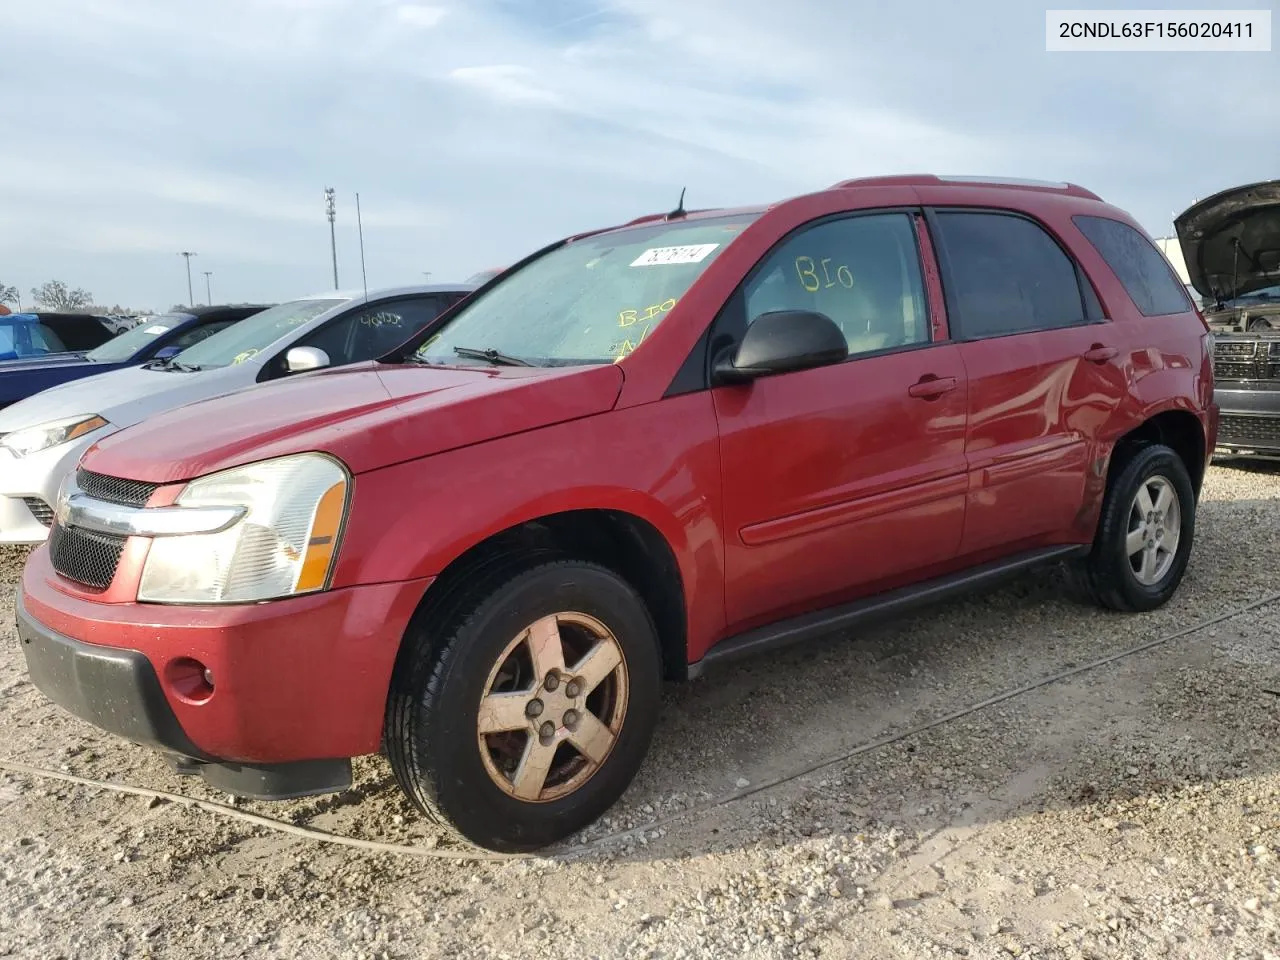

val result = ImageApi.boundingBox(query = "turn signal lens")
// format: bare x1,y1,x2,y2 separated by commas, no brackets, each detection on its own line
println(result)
295,479,347,592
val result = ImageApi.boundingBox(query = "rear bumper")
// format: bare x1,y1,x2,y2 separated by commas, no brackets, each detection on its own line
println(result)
1214,387,1280,454
19,545,434,781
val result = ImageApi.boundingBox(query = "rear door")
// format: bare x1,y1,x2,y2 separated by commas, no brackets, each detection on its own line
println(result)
713,210,970,630
927,209,1123,555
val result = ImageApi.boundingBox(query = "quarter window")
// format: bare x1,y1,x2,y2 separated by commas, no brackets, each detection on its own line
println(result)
933,212,1086,338
1073,215,1191,317
742,213,930,357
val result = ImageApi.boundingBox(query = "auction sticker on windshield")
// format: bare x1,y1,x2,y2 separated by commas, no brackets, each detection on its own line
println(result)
143,325,170,335
630,244,720,267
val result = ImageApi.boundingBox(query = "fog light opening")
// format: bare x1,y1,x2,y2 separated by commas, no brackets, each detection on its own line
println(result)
164,657,215,704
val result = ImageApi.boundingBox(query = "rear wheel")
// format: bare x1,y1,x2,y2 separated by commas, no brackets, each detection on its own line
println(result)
1073,443,1196,612
385,559,662,852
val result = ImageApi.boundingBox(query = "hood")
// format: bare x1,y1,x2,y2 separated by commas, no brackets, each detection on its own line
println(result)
1175,179,1280,302
0,361,254,434
81,361,626,483
0,352,90,372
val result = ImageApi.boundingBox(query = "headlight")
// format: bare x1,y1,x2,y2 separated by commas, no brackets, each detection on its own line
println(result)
0,414,108,458
138,453,350,604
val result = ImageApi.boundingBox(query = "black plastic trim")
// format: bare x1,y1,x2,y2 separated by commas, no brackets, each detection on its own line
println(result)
16,592,214,761
687,545,1088,678
15,594,354,801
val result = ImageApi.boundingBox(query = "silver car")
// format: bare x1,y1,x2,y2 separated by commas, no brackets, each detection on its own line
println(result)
0,283,473,543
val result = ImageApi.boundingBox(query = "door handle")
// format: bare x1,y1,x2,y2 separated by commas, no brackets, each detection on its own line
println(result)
1083,343,1118,363
908,375,958,399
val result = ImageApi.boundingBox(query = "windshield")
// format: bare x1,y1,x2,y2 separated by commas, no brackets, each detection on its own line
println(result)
1228,284,1280,304
415,213,758,367
173,299,342,369
85,315,185,362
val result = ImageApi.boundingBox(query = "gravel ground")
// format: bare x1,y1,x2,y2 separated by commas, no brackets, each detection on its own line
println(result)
1,459,1278,960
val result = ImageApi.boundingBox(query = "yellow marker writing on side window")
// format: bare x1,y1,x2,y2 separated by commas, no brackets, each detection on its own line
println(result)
794,256,854,292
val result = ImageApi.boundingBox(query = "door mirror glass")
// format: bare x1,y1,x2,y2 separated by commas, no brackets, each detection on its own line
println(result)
153,345,181,361
713,309,848,384
284,346,330,373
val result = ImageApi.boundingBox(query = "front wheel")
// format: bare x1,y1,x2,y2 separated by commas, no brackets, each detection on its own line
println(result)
385,560,662,852
1073,443,1196,612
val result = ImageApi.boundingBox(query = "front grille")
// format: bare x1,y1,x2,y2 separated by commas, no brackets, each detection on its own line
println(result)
76,469,158,508
22,497,53,528
48,522,126,590
1213,339,1280,383
1216,339,1258,358
1218,414,1280,450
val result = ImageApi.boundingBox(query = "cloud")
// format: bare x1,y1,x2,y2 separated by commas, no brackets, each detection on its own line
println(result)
448,64,561,105
0,0,1275,309
393,3,447,28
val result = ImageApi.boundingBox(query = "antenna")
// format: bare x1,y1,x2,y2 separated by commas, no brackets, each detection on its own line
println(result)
356,192,368,301
666,186,687,220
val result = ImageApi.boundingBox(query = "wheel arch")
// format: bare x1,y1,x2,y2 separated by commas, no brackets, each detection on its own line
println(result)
1107,406,1207,497
401,507,692,683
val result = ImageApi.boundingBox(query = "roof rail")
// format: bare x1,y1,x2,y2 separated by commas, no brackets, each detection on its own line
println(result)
831,174,1102,201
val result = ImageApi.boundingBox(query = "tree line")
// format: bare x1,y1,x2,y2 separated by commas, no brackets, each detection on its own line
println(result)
0,279,150,316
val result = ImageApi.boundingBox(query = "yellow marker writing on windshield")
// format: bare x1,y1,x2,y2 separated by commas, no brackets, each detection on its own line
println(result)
618,298,677,328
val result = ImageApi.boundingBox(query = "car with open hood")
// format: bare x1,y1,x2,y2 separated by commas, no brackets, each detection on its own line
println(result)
15,175,1215,851
0,304,270,412
1175,179,1280,458
0,283,474,543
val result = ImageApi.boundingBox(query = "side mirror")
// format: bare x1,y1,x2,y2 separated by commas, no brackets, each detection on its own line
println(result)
153,345,181,361
712,309,848,385
284,346,330,373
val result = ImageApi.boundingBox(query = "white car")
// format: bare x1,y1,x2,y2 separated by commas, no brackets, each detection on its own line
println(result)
0,283,473,544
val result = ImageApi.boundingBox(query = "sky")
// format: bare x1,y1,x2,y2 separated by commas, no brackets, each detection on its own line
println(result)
1,0,1277,311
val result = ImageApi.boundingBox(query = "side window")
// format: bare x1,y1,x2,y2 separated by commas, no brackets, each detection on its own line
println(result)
1072,215,1192,317
0,325,15,358
170,320,235,350
932,212,1086,338
742,213,930,357
298,297,445,366
32,324,67,353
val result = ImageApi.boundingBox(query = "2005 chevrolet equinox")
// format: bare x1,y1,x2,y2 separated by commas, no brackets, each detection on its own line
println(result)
16,175,1218,851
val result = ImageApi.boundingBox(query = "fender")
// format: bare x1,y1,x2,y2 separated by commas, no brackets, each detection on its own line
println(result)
330,390,729,658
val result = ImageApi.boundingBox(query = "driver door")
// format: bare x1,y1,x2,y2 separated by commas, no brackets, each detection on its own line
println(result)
713,211,970,631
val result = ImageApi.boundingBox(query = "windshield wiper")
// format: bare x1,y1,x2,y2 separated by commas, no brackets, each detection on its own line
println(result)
453,346,533,367
146,357,202,372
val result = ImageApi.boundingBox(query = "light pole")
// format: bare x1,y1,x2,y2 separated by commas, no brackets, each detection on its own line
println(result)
202,271,214,305
324,187,338,289
422,271,432,282
178,252,197,306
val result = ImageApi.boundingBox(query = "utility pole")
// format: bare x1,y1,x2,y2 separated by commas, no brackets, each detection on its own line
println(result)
324,187,338,289
178,252,197,306
422,271,432,282
202,271,214,305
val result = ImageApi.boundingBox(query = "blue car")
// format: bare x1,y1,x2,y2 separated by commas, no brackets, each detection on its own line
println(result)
0,303,269,410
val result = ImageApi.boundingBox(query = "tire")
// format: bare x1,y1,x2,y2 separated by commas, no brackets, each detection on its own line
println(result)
385,559,662,852
1073,443,1196,612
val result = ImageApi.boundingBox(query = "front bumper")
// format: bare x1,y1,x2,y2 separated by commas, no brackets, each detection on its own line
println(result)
0,429,108,544
1214,386,1280,455
19,546,434,797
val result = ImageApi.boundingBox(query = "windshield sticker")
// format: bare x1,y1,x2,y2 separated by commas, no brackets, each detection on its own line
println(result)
794,256,854,293
630,244,720,267
232,349,260,364
618,298,677,328
143,324,170,335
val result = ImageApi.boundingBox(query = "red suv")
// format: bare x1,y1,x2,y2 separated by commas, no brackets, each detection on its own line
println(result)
16,175,1217,851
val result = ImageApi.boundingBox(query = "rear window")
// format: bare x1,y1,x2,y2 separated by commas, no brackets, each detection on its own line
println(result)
1073,215,1191,317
